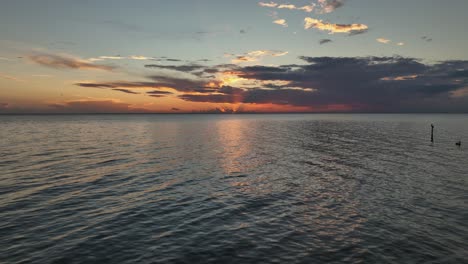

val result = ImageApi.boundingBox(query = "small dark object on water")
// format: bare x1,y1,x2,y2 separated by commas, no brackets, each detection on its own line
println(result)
456,141,461,146
431,124,434,143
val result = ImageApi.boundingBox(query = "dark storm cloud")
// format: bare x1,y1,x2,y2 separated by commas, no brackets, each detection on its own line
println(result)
74,56,468,112
319,39,333,45
181,56,468,112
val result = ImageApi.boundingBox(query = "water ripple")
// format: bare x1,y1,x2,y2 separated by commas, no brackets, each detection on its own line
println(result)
1,114,467,263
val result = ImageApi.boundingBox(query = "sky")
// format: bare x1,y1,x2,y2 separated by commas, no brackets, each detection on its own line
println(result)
1,0,468,113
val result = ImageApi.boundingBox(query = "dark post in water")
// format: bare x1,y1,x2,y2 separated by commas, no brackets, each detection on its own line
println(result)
431,124,434,143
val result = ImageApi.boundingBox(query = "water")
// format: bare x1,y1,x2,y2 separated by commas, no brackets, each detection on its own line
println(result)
1,114,467,264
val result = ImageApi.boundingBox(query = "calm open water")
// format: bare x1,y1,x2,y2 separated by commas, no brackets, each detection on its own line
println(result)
1,114,467,264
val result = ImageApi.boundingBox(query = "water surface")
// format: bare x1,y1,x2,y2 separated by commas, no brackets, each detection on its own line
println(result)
1,114,467,263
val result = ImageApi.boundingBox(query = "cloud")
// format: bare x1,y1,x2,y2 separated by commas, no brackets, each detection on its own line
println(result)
0,73,24,82
112,88,140,94
29,53,114,71
422,36,433,42
304,18,368,35
144,64,206,72
165,58,182,62
258,1,314,12
273,19,288,27
48,99,151,113
88,55,155,62
259,2,278,7
229,50,288,64
377,38,391,44
73,56,468,112
177,56,468,112
397,42,405,46
0,103,9,110
380,75,418,81
130,55,153,60
299,5,315,12
277,4,296,10
32,74,53,78
0,57,11,61
319,39,333,45
147,90,173,98
451,87,468,98
317,0,346,13
171,107,181,111
88,56,124,62
76,75,219,93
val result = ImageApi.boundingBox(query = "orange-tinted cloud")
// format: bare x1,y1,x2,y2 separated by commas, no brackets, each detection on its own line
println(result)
451,87,468,98
258,1,314,12
273,19,288,27
304,18,368,35
0,73,24,82
230,50,288,64
29,53,115,71
0,102,9,110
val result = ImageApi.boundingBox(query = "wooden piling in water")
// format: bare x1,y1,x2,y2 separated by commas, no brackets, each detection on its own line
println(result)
431,124,434,143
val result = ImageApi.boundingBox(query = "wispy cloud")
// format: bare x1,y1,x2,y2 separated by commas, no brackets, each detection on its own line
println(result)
259,1,278,7
32,74,53,78
129,55,153,60
0,73,24,82
422,36,433,42
88,56,123,62
397,42,405,46
89,55,154,62
258,2,314,12
147,90,174,98
380,75,418,81
273,19,288,27
112,88,140,94
229,50,289,64
304,18,368,35
377,38,391,44
319,39,333,45
277,4,296,10
29,53,115,71
0,103,9,110
317,0,346,13
0,57,12,61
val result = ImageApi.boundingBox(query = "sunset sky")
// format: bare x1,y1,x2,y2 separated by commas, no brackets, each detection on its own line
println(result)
1,0,468,113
